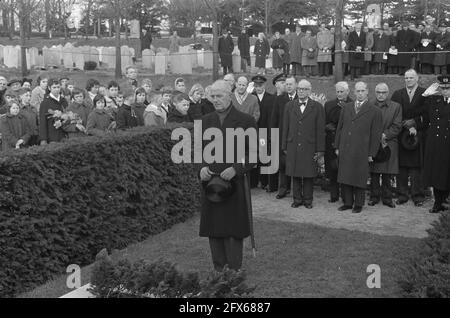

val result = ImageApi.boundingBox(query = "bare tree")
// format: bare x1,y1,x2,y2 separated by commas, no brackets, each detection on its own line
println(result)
334,0,344,82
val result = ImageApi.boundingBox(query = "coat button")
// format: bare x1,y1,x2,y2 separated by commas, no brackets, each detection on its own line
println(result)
298,143,301,146
437,134,439,137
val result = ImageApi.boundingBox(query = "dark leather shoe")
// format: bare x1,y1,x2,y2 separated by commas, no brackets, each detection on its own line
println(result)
291,201,303,208
396,199,408,205
352,206,363,213
338,205,352,211
383,201,396,208
276,193,287,199
429,205,446,213
304,203,313,209
368,200,379,206
328,198,339,203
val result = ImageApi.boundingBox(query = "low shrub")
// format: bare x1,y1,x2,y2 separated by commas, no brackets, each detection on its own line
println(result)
399,212,450,297
0,125,200,297
89,250,256,298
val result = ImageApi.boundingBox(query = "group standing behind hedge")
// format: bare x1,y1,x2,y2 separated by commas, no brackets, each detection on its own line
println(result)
0,69,214,150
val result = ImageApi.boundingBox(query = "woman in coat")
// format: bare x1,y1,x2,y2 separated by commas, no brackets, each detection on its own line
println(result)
169,31,181,53
301,29,318,77
419,25,437,74
254,33,270,75
271,31,290,74
0,101,32,151
317,25,334,77
434,26,448,75
387,29,399,74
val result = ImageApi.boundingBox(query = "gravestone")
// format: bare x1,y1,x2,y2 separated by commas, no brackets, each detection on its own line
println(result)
3,46,20,68
17,47,31,70
102,47,116,68
35,54,45,68
83,46,99,64
129,20,140,39
29,47,39,67
55,45,63,65
155,53,166,75
190,49,198,68
62,45,74,68
43,46,60,66
121,46,133,72
72,47,85,69
142,49,155,70
197,50,204,68
203,50,213,70
97,47,104,63
232,54,241,73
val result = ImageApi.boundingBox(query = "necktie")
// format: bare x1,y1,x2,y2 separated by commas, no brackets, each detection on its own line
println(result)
355,102,361,113
290,95,294,101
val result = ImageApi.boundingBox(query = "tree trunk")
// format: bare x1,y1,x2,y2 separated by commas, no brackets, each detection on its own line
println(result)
334,0,344,83
424,0,429,20
2,9,9,32
45,0,50,38
212,12,219,80
125,19,129,40
9,0,15,39
86,0,92,39
98,17,102,38
109,19,113,37
19,1,28,77
115,11,122,79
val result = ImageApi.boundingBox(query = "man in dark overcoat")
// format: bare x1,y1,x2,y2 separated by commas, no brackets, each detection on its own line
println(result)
218,30,234,75
289,25,304,76
199,80,257,271
324,81,352,203
348,22,366,80
269,74,288,194
335,82,383,213
252,75,276,191
423,75,450,213
372,28,390,75
272,76,298,199
141,28,153,51
391,69,427,206
238,29,251,73
39,78,68,145
282,79,325,208
419,24,438,74
395,23,417,75
369,83,402,208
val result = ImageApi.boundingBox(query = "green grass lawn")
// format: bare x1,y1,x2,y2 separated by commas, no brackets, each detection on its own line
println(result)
19,214,422,298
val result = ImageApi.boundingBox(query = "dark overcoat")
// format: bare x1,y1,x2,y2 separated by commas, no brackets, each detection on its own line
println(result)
0,113,32,151
419,31,437,65
282,98,325,178
254,39,270,68
395,29,416,67
324,97,352,177
373,32,390,63
442,31,450,64
238,33,251,62
335,101,383,188
388,35,399,67
391,87,427,168
255,91,275,131
270,93,293,169
423,95,450,191
199,106,257,239
348,31,366,68
271,38,290,68
434,32,448,66
218,35,234,68
39,94,68,143
289,32,304,64
370,100,403,175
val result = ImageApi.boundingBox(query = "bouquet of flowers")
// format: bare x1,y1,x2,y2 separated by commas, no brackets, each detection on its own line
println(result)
48,109,86,133
310,93,327,106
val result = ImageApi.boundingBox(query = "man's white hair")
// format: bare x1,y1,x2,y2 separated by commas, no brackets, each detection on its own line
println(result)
210,80,232,94
335,81,349,91
375,83,389,91
354,81,368,90
298,79,312,88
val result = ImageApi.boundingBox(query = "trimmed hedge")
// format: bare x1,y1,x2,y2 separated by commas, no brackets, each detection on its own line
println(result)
399,212,450,297
0,125,200,297
89,250,255,298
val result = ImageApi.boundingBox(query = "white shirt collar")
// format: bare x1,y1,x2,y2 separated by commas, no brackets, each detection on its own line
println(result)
49,93,60,102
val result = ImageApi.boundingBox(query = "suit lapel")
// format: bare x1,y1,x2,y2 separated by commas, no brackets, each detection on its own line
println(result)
354,101,370,120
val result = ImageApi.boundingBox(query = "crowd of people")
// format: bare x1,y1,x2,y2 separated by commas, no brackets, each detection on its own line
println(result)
220,21,450,79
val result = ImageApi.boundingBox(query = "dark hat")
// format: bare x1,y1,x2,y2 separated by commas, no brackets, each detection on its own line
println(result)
252,75,267,84
373,144,391,163
399,129,419,151
16,88,31,96
22,78,32,85
205,176,234,203
272,73,286,86
437,74,450,88
60,76,70,81
7,78,22,87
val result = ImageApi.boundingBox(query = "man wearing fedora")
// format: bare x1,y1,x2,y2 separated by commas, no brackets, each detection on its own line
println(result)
252,75,276,192
282,79,325,209
369,83,402,208
423,75,450,213
199,80,257,271
335,82,383,213
324,81,353,203
391,69,427,207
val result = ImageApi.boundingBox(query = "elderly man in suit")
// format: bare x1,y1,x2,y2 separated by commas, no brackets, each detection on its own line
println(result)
348,22,366,80
324,81,353,203
199,80,257,271
369,83,402,208
282,80,325,209
391,69,427,206
335,82,383,213
231,76,260,123
272,76,298,199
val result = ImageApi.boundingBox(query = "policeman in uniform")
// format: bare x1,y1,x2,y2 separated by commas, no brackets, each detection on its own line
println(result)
423,75,450,213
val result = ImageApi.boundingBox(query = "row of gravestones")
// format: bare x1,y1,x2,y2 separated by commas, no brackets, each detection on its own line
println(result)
141,44,274,74
0,43,135,71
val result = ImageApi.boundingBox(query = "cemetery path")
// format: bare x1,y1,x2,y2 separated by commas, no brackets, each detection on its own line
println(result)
251,188,439,239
